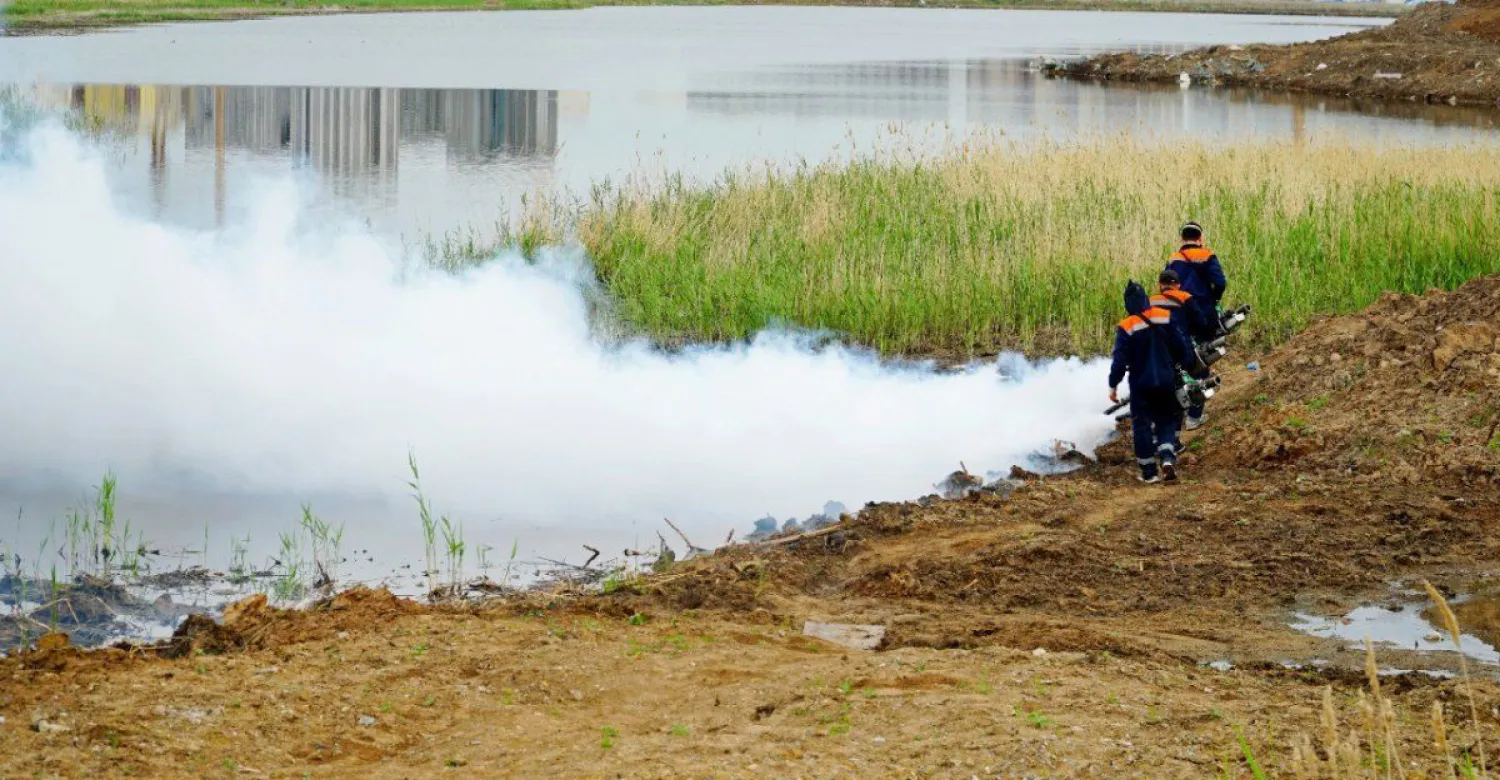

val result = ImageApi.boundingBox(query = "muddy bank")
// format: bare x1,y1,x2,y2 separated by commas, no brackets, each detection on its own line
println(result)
1044,0,1500,107
3,277,1499,776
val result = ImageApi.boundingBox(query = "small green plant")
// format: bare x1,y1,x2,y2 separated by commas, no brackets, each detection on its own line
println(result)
411,643,430,659
670,723,690,737
600,726,619,749
439,515,465,594
1285,417,1307,431
500,539,520,588
1307,395,1330,411
95,471,118,578
408,451,439,596
273,530,303,602
628,613,647,626
228,534,251,584
1026,711,1053,729
299,503,344,588
1234,726,1268,780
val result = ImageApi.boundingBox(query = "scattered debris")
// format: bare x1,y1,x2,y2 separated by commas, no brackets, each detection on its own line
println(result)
802,621,886,651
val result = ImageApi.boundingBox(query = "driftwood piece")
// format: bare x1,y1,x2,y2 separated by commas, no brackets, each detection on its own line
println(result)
745,524,844,548
664,518,708,555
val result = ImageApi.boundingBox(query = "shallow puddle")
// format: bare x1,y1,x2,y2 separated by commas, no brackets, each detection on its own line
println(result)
1290,596,1500,667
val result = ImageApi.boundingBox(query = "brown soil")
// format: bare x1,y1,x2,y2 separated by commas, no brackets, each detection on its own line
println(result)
1047,0,1500,107
3,277,1499,777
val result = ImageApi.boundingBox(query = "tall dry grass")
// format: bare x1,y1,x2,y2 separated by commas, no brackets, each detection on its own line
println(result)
448,133,1500,356
1242,580,1493,780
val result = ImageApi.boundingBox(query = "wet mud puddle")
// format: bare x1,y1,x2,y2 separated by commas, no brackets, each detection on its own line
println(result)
1289,589,1500,673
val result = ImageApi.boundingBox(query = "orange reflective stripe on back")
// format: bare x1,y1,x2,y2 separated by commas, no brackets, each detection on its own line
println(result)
1118,315,1145,333
1150,294,1179,309
1173,247,1214,263
1165,289,1192,304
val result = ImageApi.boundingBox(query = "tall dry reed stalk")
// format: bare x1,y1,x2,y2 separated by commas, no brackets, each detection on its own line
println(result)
1246,582,1493,780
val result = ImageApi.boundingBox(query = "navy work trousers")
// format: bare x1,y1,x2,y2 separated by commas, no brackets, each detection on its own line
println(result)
1129,387,1182,469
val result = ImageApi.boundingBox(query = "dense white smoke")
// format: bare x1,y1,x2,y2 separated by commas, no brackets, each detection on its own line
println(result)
0,115,1115,541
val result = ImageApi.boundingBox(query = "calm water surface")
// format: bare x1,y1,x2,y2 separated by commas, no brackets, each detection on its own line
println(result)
4,7,1490,243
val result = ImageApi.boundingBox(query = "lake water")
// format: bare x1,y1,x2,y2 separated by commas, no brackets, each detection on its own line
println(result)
1,7,1497,609
2,7,1491,243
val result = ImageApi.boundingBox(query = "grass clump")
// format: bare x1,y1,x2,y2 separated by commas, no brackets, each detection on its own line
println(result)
463,134,1500,357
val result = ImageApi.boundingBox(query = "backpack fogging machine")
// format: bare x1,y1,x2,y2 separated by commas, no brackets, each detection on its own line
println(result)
1218,303,1251,337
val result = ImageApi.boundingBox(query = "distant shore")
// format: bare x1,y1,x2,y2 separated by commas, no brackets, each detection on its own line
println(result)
1044,1,1500,108
2,0,1401,34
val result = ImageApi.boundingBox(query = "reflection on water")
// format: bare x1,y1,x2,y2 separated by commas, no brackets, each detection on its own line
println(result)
17,64,1497,242
23,83,560,230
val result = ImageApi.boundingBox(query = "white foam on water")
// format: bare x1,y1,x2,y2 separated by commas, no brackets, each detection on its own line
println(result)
0,111,1117,543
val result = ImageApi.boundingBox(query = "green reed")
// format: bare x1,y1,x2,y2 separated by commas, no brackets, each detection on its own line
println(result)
445,136,1500,357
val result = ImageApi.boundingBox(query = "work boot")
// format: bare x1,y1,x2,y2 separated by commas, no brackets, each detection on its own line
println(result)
1161,460,1179,483
1185,413,1206,431
1138,463,1160,484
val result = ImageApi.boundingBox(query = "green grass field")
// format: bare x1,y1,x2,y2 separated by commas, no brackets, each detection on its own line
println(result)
441,135,1500,357
3,0,1400,31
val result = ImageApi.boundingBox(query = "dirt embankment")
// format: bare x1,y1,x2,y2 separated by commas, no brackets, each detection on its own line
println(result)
2,278,1499,777
1046,0,1500,107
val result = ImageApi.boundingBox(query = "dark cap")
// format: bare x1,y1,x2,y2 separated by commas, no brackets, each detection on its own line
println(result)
1124,280,1149,316
1180,221,1203,241
1158,268,1181,286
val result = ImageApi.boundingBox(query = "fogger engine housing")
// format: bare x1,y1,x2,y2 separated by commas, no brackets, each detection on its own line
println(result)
1176,374,1222,410
1196,336,1229,368
1218,304,1252,337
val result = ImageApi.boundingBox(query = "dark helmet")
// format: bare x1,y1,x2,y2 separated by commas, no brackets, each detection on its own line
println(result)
1158,268,1181,287
1180,221,1203,242
1124,280,1150,316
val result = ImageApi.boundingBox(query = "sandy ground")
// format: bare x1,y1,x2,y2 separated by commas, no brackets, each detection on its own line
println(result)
1046,0,1500,107
2,277,1498,777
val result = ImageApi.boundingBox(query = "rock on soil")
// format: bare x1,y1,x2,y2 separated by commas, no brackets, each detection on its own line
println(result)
1045,0,1500,107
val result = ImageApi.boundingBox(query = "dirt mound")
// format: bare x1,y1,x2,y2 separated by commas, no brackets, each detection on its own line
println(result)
1448,0,1500,43
158,586,421,659
616,278,1500,622
1199,276,1500,485
1047,2,1500,106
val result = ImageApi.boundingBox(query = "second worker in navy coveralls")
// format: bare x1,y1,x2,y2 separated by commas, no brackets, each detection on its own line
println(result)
1108,280,1200,484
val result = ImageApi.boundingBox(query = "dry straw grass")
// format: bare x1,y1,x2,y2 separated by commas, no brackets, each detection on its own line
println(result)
441,132,1500,356
1262,580,1493,780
